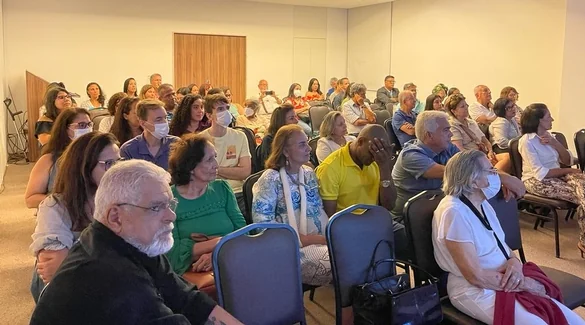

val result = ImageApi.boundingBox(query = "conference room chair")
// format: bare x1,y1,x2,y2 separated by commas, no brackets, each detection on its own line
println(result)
241,170,264,225
509,136,577,258
308,137,319,167
326,204,398,325
374,109,391,126
383,117,402,157
212,223,307,325
308,104,330,137
233,126,258,173
573,129,585,172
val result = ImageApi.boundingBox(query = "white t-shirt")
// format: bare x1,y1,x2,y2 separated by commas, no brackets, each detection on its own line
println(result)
315,135,355,163
468,102,495,122
432,195,510,298
199,128,251,193
342,99,370,134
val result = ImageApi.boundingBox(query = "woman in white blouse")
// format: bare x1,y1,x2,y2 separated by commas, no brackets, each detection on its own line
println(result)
433,150,584,324
98,92,128,133
316,111,356,163
80,82,106,110
30,132,121,302
518,103,585,255
489,97,520,153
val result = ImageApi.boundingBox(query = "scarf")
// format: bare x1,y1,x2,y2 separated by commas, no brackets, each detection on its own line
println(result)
279,167,307,246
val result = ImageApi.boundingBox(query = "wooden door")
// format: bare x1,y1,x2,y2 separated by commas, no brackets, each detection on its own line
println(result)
174,34,246,106
26,71,49,162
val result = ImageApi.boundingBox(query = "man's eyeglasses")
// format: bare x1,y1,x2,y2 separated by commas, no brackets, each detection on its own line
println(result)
68,122,94,129
98,157,125,171
117,198,178,213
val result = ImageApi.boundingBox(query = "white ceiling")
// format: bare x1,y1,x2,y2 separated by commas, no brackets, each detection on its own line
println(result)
238,0,394,9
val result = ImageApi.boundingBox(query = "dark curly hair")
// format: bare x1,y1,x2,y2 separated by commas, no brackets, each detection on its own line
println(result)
168,134,211,186
169,94,207,136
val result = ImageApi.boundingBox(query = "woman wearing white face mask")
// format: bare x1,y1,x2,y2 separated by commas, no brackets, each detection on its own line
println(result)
235,99,269,142
284,83,312,136
432,150,584,325
25,108,91,209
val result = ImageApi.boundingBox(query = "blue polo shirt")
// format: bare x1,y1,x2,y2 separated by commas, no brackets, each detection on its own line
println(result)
391,109,417,146
120,134,179,170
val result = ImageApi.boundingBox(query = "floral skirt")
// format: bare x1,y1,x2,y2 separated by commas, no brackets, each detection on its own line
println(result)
300,244,332,286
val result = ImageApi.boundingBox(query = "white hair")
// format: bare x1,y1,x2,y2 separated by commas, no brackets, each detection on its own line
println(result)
94,160,171,222
398,90,414,105
349,83,367,97
125,225,174,257
415,110,449,140
442,150,486,197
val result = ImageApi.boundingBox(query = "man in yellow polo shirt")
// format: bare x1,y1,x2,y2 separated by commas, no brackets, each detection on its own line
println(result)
315,125,408,258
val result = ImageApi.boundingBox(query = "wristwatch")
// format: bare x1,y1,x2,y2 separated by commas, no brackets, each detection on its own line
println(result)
381,180,392,188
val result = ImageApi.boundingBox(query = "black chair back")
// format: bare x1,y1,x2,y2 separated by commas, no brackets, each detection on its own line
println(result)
308,105,331,135
308,137,319,167
254,145,263,172
488,193,525,262
369,103,381,111
383,117,402,154
552,131,568,149
508,136,523,178
374,110,391,126
233,126,257,173
242,170,264,224
574,129,585,171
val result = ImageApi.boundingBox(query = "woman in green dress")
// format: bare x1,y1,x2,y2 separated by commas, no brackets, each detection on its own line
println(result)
166,134,246,275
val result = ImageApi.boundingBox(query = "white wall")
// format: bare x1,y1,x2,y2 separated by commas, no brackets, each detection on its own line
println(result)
0,0,6,186
347,2,392,98
3,0,347,114
390,0,567,118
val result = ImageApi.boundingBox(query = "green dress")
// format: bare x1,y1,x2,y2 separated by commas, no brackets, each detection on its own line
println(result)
167,180,246,274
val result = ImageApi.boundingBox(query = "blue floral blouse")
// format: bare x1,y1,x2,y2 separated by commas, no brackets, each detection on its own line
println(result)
252,167,329,235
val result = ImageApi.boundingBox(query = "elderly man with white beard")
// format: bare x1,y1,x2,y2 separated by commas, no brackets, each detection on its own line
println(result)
30,160,242,325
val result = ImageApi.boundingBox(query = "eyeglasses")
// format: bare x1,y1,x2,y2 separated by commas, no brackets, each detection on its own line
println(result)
484,168,499,175
98,157,125,171
68,122,94,129
117,198,178,214
57,95,73,100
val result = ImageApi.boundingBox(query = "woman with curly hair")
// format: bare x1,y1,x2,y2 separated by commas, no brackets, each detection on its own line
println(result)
169,94,210,137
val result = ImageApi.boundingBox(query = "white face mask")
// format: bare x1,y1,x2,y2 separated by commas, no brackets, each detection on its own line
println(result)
244,107,255,117
150,122,169,139
216,110,232,128
72,127,91,139
293,89,302,97
481,173,501,200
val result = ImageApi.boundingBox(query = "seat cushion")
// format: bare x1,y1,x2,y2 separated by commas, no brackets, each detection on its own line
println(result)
441,299,485,324
521,194,577,210
541,266,585,309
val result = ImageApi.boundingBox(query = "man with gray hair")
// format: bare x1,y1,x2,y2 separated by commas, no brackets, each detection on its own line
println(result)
390,111,525,217
469,85,496,125
342,83,376,134
150,73,162,90
326,77,338,100
391,90,417,146
403,82,425,114
30,160,243,325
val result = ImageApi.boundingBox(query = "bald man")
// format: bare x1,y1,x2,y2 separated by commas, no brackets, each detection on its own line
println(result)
469,85,496,124
316,125,408,257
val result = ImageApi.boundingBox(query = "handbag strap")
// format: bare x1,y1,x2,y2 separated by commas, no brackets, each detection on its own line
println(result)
459,195,510,260
365,240,394,282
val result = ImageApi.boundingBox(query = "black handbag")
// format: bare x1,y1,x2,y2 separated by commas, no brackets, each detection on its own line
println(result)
351,240,443,325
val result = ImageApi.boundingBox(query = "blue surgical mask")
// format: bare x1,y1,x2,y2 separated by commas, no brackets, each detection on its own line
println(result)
481,173,501,200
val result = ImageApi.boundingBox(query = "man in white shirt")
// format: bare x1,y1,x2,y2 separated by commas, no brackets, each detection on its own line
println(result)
468,85,496,125
342,83,376,134
199,94,252,215
252,79,282,116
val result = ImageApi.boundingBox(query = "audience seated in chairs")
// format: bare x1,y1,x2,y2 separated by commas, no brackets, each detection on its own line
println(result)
315,124,409,260
258,104,298,169
99,92,127,133
169,94,210,137
375,75,399,108
403,82,425,114
235,99,269,141
80,82,106,110
432,149,584,324
158,83,178,121
252,79,282,117
29,131,120,302
110,96,142,146
316,111,355,163
391,111,525,219
445,93,511,173
342,83,376,135
331,77,349,110
391,90,417,146
468,84,496,125
199,94,251,216
252,124,332,286
424,93,444,111
123,77,137,97
166,134,246,275
120,99,179,170
25,108,92,209
489,97,520,153
518,103,585,256
139,84,157,100
500,86,523,124
305,78,325,101
36,87,73,146
30,159,242,325
284,83,312,135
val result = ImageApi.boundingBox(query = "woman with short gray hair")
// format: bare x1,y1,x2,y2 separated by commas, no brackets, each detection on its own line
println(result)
315,111,356,163
432,150,583,324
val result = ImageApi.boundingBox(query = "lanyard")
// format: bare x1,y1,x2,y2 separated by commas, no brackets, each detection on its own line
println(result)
460,195,510,260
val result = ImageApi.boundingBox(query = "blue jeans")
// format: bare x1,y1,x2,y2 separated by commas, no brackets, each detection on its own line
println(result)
30,263,45,303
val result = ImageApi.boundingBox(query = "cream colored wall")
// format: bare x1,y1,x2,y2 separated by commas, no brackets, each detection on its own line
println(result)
390,0,567,119
0,0,6,186
2,0,347,114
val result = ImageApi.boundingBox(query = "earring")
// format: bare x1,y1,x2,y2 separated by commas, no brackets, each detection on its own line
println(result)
285,156,290,166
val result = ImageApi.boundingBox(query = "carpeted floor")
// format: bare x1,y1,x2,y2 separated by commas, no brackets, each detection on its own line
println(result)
1,163,584,324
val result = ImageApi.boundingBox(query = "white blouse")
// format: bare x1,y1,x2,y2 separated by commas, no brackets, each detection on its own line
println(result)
489,117,520,150
30,195,81,256
316,135,356,163
432,195,510,298
518,133,561,181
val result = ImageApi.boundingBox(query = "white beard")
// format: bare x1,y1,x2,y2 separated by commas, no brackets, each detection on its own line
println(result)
125,224,174,257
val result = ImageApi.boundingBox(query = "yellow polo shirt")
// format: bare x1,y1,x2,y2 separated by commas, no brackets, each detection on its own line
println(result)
315,143,380,212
